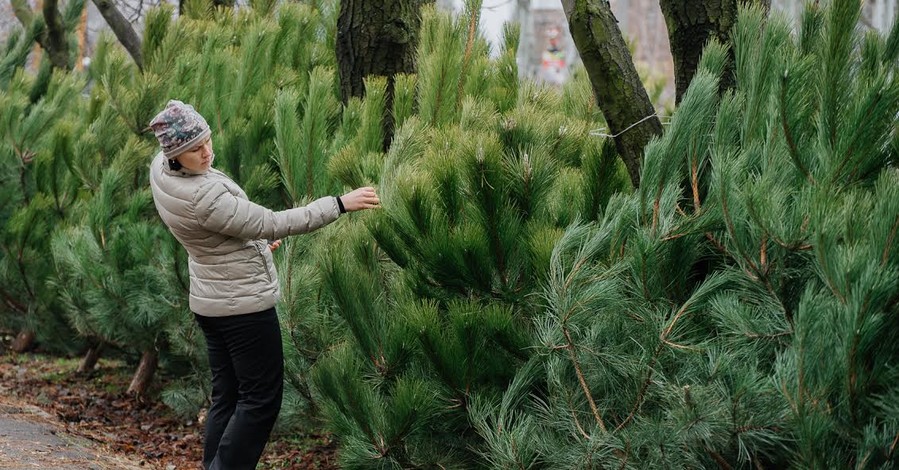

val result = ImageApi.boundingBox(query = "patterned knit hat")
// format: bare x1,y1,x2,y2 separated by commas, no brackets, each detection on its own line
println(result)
148,100,211,159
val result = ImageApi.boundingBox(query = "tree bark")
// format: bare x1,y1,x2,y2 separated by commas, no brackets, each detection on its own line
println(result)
10,330,36,353
91,0,143,70
562,0,663,188
127,349,158,396
336,0,429,147
78,341,104,374
660,0,770,104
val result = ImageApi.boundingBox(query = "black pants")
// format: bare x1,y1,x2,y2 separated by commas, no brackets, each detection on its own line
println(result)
195,307,283,470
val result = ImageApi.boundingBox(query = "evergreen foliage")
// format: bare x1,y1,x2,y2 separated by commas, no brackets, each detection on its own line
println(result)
459,2,899,467
10,1,895,467
0,48,84,352
309,5,629,467
306,1,899,467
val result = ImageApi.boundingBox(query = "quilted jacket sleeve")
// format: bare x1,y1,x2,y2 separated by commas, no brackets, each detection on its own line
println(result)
194,181,340,240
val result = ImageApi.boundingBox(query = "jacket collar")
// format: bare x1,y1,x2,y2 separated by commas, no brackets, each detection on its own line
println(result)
160,154,209,177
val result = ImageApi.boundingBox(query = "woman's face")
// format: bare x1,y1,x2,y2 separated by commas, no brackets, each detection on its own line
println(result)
176,137,214,172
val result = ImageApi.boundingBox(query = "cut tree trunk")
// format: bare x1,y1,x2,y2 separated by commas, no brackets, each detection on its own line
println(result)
562,0,663,188
127,349,158,396
10,330,36,352
660,0,771,104
91,0,143,70
78,341,104,374
336,0,429,147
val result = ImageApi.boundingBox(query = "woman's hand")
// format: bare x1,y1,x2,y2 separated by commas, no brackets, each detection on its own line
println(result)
268,239,282,252
340,187,380,212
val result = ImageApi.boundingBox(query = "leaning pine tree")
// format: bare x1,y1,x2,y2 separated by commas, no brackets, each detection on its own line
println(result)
0,26,85,354
465,2,899,467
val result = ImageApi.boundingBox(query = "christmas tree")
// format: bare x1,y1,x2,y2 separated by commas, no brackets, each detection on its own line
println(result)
0,23,85,354
309,1,899,467
308,4,630,467
470,2,899,467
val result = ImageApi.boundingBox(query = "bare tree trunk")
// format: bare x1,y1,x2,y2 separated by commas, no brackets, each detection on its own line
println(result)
562,0,663,188
91,0,143,70
127,349,158,396
660,0,770,104
336,0,430,147
78,340,104,374
10,330,36,353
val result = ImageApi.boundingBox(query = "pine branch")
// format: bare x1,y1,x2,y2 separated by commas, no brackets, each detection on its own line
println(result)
707,448,733,470
42,0,69,69
830,91,883,185
12,246,35,301
0,288,27,314
720,183,791,321
561,325,607,433
615,342,662,432
566,392,590,440
882,215,899,267
9,0,67,70
779,73,815,184
888,431,899,460
691,154,701,212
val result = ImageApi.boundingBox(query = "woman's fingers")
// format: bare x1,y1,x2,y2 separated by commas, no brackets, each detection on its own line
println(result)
342,187,381,212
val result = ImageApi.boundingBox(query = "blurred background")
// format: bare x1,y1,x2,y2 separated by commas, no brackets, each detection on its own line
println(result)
3,0,895,107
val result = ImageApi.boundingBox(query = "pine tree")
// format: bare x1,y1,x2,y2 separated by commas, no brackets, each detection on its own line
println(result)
308,5,630,467
52,0,343,407
0,26,85,353
466,2,899,467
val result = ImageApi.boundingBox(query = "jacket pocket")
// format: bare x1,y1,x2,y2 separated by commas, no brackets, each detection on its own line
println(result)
252,240,275,284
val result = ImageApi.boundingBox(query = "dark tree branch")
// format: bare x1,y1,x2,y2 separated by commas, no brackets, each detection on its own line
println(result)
91,0,144,70
42,0,69,69
10,0,71,70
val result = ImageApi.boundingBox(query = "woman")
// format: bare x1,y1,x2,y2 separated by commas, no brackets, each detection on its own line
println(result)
148,100,379,470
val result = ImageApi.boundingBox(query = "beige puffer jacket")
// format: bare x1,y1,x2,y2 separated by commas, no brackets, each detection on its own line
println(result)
149,152,340,317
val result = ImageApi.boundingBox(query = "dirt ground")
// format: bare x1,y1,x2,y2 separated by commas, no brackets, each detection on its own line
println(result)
0,396,145,469
0,348,337,470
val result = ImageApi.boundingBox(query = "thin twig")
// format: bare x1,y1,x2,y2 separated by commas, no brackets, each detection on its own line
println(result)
691,155,701,212
887,430,899,460
707,449,733,470
883,215,899,267
562,326,607,432
779,74,815,184
615,343,663,432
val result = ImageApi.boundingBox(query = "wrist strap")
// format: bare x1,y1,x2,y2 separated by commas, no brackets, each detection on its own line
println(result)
336,196,346,214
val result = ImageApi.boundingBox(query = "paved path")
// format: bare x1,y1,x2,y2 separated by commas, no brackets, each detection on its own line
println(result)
0,398,144,470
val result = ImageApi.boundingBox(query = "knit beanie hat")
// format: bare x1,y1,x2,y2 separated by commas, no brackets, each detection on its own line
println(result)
148,100,211,159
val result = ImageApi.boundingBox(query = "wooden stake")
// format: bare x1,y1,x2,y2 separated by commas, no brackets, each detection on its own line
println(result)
75,2,88,71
